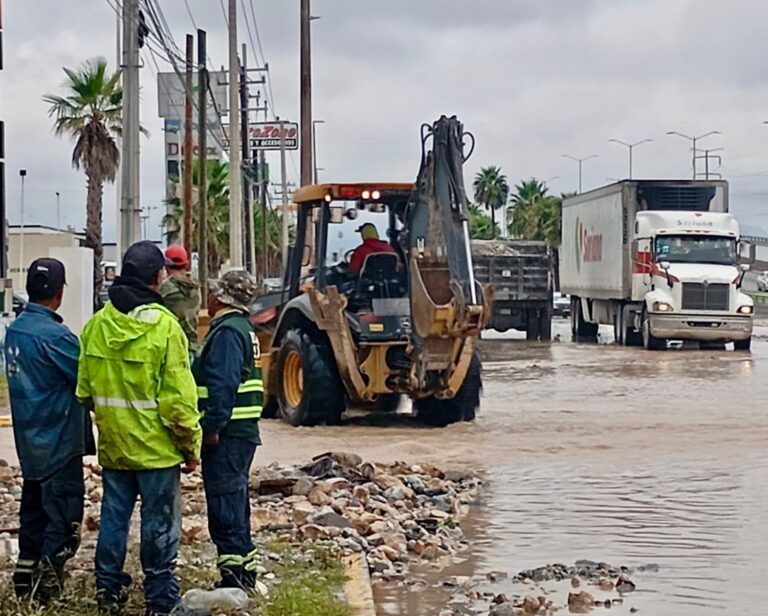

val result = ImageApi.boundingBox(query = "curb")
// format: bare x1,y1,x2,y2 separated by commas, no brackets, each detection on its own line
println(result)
343,553,376,616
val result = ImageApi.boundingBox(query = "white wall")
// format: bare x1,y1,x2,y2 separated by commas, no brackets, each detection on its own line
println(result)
48,247,93,335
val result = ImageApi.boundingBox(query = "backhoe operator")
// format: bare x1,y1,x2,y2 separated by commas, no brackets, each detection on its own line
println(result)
349,223,397,273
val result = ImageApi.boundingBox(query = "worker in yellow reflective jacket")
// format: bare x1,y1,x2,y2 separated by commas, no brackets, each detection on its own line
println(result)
192,270,263,589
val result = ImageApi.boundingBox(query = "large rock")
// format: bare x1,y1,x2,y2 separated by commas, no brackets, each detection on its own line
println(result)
308,506,354,529
291,477,314,496
568,591,595,614
308,487,332,507
292,501,315,526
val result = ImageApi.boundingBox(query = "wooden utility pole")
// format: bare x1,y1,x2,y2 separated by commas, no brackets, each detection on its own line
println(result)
300,0,312,187
260,148,268,278
241,44,256,276
197,29,208,302
183,34,194,257
228,0,243,267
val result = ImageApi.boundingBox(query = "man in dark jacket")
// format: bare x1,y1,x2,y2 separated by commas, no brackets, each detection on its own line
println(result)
192,270,262,589
4,258,95,601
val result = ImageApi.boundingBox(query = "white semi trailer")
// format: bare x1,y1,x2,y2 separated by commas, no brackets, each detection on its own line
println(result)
560,180,754,350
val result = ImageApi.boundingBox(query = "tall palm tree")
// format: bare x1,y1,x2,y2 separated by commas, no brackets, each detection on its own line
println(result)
467,204,495,240
508,177,549,239
473,166,509,239
44,58,122,309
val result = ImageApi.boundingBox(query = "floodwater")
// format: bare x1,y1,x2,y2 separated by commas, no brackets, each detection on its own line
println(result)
0,320,765,614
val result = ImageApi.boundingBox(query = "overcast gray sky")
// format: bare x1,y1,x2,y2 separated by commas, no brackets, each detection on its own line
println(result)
4,0,768,242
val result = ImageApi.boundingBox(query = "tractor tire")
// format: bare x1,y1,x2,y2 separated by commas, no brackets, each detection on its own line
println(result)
539,306,553,342
276,329,345,426
526,309,541,341
414,352,482,427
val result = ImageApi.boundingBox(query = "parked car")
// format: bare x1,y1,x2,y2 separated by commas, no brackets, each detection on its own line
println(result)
757,271,768,292
552,291,570,317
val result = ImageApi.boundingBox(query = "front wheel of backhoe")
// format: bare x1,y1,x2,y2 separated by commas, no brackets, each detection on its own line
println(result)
414,352,482,427
276,329,345,426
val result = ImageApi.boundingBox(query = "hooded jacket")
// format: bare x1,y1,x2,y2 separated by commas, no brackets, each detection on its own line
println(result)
160,273,201,352
76,277,201,470
5,303,95,480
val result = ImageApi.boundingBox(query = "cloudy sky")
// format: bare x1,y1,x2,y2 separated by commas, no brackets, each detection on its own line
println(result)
4,0,768,242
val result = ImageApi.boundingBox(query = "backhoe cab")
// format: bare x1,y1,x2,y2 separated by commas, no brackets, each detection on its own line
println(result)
252,116,489,426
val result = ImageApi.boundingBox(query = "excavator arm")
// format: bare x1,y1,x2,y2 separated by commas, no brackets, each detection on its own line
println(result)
403,115,488,394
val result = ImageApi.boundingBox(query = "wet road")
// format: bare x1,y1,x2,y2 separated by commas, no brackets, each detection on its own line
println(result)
0,319,765,613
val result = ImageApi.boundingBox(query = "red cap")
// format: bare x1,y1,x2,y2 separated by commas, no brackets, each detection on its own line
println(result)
165,245,189,268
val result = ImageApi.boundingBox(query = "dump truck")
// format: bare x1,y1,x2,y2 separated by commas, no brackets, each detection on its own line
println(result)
471,239,552,340
250,116,489,426
560,180,754,350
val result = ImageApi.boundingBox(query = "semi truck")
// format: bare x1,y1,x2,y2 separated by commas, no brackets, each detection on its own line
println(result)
471,239,552,340
560,180,754,350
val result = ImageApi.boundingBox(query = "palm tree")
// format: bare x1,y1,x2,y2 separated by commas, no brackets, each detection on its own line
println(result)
467,204,496,240
44,58,122,309
473,166,509,239
508,177,549,239
164,160,230,277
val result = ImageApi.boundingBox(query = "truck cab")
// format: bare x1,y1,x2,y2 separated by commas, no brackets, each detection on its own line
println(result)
632,211,753,349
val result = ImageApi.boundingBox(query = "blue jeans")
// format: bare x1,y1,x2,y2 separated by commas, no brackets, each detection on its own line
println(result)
95,467,181,614
202,436,257,588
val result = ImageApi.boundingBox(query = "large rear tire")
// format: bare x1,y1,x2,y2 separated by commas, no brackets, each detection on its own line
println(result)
539,306,552,342
526,309,541,341
276,329,345,426
414,352,482,427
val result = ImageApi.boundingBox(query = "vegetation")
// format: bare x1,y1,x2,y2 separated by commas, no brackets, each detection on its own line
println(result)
0,541,349,616
164,160,287,278
467,204,497,240
44,58,123,310
472,166,509,239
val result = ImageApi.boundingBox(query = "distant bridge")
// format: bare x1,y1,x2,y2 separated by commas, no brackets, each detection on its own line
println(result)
742,235,768,247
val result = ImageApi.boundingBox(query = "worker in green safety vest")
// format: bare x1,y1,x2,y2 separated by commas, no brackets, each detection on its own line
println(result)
192,270,263,590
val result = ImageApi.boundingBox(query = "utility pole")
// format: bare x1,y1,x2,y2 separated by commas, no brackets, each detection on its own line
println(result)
666,130,721,180
300,0,312,187
228,0,243,268
279,118,290,269
183,34,194,257
312,119,325,183
120,0,142,254
55,192,61,231
197,29,208,302
260,147,268,279
241,44,255,276
696,148,723,180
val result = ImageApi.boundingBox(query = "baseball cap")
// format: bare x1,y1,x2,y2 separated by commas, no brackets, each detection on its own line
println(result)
165,244,189,268
355,223,379,240
122,240,172,283
26,258,66,298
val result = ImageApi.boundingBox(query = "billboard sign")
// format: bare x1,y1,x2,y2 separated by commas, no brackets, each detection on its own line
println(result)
157,71,228,119
222,122,299,151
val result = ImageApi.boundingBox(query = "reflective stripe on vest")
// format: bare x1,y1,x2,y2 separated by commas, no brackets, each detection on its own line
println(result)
197,378,264,420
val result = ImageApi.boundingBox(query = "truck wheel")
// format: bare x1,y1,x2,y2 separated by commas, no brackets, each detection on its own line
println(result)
526,309,541,341
734,337,752,351
414,352,482,426
539,306,552,342
642,312,666,351
571,296,598,342
276,329,345,426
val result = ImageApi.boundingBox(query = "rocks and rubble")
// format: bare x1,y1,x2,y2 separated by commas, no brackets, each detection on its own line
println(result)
0,453,482,585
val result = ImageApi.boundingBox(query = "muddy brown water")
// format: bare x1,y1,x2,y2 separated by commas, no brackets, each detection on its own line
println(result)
0,321,765,613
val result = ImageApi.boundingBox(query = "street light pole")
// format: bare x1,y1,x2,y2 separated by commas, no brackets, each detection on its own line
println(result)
55,191,61,231
608,138,652,179
561,154,598,193
19,170,26,281
312,119,325,184
666,130,721,179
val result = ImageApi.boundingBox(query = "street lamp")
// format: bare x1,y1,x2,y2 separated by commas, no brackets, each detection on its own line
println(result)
55,192,61,231
19,170,27,282
666,131,721,179
608,138,652,179
561,154,598,193
312,119,325,184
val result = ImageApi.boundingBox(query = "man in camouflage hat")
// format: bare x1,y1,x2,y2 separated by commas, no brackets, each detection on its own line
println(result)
191,270,263,590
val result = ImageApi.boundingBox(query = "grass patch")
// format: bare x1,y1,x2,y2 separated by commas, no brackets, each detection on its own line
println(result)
0,540,350,616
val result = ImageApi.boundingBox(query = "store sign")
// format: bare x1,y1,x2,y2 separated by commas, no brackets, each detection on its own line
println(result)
222,122,299,150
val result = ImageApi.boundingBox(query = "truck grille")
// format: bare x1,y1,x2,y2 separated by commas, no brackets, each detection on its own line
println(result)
681,283,729,311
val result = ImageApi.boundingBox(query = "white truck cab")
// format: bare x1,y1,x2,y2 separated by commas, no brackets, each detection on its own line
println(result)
633,211,753,349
